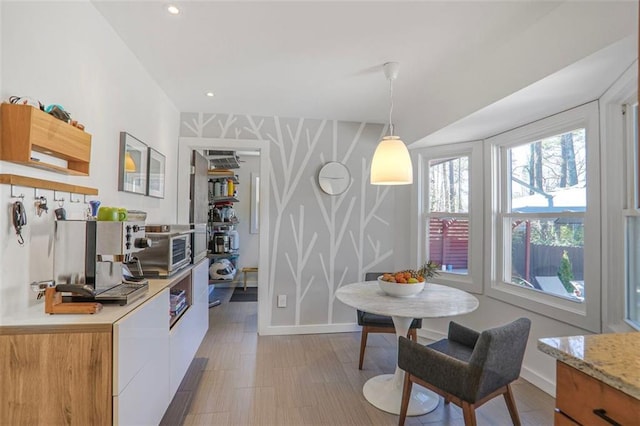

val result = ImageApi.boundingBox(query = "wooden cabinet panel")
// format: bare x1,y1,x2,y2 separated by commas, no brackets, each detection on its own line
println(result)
0,331,111,425
556,361,640,426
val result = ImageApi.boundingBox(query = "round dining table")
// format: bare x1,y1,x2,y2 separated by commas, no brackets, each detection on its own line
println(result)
336,281,479,416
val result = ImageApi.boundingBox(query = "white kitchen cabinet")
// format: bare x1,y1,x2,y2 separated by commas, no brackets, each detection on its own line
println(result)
0,264,210,425
113,289,170,426
169,258,209,395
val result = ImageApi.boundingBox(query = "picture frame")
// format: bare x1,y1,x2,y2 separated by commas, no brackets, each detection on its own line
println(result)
147,148,166,198
118,132,148,195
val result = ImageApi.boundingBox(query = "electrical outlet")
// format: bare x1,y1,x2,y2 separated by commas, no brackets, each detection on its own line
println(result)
277,294,287,308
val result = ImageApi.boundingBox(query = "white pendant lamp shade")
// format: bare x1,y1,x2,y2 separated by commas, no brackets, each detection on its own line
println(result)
370,61,414,185
371,136,413,185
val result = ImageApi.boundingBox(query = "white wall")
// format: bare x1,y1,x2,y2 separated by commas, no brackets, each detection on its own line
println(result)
233,154,260,280
0,2,179,316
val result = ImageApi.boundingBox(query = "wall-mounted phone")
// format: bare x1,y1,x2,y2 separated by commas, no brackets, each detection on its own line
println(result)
12,201,27,245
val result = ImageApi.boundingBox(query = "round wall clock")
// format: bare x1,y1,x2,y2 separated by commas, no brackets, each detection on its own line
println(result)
318,162,351,195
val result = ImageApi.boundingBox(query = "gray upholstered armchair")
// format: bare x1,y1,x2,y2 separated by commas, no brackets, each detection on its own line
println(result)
357,272,422,370
398,318,531,426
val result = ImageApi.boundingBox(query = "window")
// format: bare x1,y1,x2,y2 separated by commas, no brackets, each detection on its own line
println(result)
416,142,483,293
626,217,640,326
486,102,600,332
505,129,586,301
625,104,640,328
428,156,469,275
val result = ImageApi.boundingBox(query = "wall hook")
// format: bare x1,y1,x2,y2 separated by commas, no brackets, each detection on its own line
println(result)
69,193,81,203
53,191,66,202
10,185,25,199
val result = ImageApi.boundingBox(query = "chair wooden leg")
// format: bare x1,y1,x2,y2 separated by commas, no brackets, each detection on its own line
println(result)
461,401,477,426
408,328,417,341
358,327,368,370
504,384,521,426
398,373,412,426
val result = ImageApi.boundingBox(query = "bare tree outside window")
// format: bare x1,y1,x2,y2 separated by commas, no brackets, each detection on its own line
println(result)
508,129,586,301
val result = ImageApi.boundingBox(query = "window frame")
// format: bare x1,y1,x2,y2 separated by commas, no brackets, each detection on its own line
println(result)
624,102,640,330
598,62,637,333
485,101,601,332
413,141,484,294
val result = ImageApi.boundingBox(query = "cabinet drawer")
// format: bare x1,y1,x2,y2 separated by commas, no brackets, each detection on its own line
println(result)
554,410,580,426
114,346,170,426
556,361,640,426
113,289,170,394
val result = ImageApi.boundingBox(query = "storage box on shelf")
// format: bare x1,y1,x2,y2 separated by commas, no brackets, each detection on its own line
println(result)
169,274,192,328
1,104,92,175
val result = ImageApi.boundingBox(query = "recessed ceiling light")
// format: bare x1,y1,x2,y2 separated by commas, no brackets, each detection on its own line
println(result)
205,92,215,97
167,5,180,15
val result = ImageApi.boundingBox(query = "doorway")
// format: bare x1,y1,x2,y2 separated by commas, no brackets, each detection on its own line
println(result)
177,137,270,334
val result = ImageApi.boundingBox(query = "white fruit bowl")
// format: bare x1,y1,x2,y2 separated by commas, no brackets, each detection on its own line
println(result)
377,276,425,297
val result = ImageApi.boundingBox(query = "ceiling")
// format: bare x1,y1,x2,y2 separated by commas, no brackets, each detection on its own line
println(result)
92,1,637,146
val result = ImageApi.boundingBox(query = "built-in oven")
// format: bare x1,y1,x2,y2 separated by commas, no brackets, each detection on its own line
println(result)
135,225,193,277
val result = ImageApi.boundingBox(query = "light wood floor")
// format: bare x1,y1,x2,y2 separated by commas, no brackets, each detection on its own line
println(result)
183,290,555,425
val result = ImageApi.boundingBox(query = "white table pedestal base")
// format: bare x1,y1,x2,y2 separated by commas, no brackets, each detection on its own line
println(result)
362,372,439,416
335,283,479,416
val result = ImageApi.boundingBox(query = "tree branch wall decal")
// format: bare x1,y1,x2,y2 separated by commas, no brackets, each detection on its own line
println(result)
180,112,395,327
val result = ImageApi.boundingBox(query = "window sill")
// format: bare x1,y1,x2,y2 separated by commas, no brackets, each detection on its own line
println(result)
486,280,599,333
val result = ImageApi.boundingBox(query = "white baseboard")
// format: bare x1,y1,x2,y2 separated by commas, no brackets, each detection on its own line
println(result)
259,323,360,336
520,366,556,397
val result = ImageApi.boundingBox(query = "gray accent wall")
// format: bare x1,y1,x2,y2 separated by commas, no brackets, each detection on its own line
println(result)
181,113,397,326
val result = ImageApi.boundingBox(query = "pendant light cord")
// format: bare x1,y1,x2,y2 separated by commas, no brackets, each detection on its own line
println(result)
388,78,394,137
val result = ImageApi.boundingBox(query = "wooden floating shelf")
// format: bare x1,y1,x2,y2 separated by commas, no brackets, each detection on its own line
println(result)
1,104,92,175
0,173,98,195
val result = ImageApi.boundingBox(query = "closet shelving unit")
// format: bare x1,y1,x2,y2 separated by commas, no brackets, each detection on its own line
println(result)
207,169,239,284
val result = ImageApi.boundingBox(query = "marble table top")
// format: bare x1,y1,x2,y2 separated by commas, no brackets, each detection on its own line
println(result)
336,281,479,319
538,332,640,400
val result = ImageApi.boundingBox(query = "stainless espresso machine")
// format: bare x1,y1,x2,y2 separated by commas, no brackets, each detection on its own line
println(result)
53,220,152,305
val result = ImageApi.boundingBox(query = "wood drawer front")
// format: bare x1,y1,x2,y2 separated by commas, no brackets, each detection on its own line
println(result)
556,361,640,426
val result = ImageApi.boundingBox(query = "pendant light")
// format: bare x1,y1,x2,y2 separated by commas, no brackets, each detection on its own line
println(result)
370,62,413,185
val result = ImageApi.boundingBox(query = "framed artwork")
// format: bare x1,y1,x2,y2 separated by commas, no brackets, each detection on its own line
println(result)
118,132,148,195
147,148,166,198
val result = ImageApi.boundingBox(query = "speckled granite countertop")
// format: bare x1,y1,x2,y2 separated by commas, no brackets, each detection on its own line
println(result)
538,332,640,400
